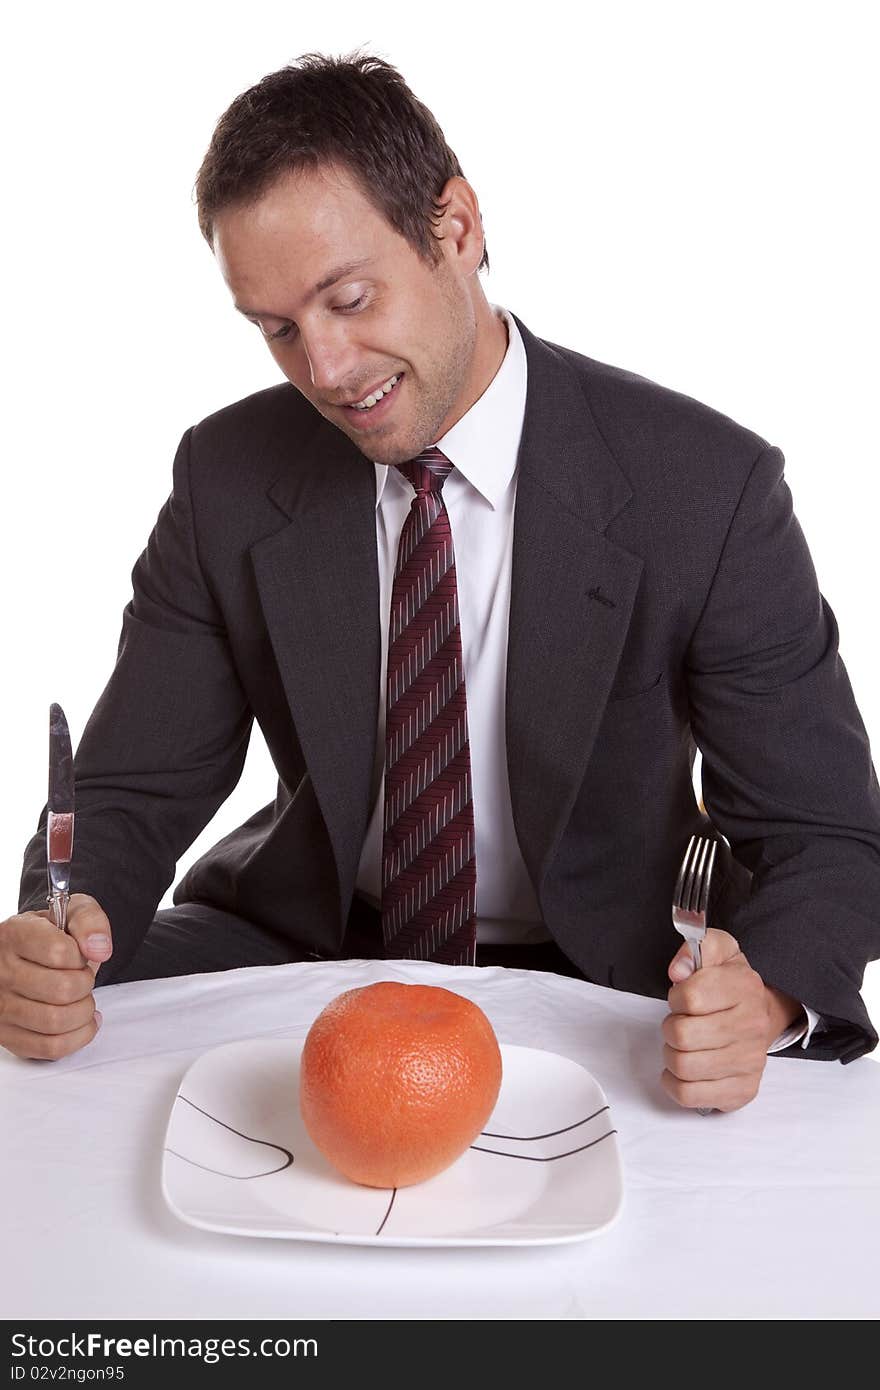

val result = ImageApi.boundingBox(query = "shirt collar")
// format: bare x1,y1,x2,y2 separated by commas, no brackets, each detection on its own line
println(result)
372,305,527,510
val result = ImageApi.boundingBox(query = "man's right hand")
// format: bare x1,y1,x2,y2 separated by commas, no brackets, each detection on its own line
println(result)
0,894,111,1060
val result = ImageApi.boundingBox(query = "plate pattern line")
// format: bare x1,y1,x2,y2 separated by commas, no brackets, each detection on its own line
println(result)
164,1093,294,1178
482,1104,611,1141
470,1128,618,1162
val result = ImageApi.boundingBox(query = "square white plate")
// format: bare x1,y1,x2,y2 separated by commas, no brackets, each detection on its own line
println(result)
162,1039,623,1247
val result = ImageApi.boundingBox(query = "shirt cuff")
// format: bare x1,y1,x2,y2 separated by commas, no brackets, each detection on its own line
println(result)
767,1004,823,1054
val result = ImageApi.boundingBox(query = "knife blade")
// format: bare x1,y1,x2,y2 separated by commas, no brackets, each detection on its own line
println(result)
47,702,75,934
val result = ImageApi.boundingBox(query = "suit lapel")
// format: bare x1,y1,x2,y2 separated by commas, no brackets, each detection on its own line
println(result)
250,420,381,906
506,315,644,893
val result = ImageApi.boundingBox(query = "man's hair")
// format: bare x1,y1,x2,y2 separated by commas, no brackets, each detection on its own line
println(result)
194,49,489,272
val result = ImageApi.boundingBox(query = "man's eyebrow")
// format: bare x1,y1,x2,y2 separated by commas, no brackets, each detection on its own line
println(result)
234,258,374,319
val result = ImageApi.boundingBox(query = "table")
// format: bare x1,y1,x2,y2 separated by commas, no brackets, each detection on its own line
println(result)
2,958,879,1320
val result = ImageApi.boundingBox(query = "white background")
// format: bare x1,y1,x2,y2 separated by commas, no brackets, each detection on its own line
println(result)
2,1,877,1025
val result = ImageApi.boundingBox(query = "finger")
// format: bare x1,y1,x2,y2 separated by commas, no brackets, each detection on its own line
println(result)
15,899,113,970
660,1067,762,1113
662,1006,742,1053
668,929,742,984
0,1009,102,1062
0,987,99,1038
668,941,697,983
10,915,88,971
697,928,742,968
662,1040,767,1085
4,953,96,1008
64,895,114,968
667,955,758,1016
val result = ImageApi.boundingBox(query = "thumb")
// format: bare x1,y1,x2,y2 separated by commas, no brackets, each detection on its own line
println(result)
64,893,113,973
697,927,741,968
669,942,696,982
668,928,742,982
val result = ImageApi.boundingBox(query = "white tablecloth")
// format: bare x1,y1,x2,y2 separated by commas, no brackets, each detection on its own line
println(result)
2,958,878,1321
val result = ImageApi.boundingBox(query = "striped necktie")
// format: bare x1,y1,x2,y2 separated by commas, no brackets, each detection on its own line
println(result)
380,447,477,965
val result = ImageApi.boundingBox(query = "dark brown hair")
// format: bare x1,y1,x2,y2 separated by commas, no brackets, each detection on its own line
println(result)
194,49,489,272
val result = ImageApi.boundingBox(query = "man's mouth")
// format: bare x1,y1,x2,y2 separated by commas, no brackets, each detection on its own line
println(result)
339,372,405,426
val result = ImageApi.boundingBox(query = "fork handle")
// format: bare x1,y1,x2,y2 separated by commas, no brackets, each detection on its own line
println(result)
688,940,714,1113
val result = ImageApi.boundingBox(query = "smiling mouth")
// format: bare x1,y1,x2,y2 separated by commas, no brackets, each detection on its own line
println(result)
342,373,403,411
337,372,405,428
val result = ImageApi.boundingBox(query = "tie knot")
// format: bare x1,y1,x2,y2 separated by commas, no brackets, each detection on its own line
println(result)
395,447,453,496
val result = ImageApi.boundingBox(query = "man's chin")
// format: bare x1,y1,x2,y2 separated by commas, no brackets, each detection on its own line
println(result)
341,429,428,469
319,397,440,467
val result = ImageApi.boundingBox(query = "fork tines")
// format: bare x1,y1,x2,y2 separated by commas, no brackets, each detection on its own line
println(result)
674,835,717,915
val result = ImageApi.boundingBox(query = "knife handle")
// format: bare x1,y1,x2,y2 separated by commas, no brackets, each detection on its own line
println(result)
47,889,70,934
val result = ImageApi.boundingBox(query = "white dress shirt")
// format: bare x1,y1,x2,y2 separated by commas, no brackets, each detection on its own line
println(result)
354,306,819,1053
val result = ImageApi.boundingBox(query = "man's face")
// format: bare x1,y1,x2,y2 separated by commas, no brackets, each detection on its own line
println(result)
213,162,481,465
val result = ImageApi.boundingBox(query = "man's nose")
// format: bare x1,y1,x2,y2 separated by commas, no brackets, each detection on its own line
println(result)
300,326,359,395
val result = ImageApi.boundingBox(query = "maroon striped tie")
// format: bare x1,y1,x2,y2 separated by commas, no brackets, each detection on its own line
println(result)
381,447,477,965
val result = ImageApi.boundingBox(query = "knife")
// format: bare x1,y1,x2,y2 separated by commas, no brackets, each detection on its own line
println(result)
47,702,75,934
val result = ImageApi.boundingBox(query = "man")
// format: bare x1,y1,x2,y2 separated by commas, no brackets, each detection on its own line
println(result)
6,53,879,1111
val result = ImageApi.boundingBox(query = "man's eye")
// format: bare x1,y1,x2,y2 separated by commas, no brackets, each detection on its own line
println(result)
248,320,296,342
254,295,367,343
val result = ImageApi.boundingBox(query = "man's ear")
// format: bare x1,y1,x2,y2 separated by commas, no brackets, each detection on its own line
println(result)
434,176,485,274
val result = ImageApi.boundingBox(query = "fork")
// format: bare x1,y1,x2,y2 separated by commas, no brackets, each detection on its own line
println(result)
672,834,718,1116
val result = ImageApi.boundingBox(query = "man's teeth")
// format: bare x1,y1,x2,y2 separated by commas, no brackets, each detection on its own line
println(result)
351,374,401,410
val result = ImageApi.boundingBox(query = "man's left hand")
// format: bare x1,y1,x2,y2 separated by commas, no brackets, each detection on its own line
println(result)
661,928,802,1112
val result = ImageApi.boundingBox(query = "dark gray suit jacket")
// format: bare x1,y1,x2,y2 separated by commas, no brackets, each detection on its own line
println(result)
19,313,880,1061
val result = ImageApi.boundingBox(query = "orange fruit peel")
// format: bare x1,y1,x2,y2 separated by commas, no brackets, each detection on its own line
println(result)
299,981,503,1188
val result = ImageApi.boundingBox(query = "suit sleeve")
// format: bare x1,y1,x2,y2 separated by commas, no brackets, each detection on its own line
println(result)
17,427,254,978
684,444,880,1063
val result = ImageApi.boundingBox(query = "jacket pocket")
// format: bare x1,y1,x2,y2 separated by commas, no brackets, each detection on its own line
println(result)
606,669,666,704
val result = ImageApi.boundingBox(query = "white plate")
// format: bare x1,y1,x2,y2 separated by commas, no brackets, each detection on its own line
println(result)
161,1039,624,1247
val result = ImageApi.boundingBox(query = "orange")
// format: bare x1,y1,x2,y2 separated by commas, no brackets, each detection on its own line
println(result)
299,981,503,1188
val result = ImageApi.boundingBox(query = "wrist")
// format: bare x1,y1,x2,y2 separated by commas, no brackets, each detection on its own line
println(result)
763,984,803,1044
